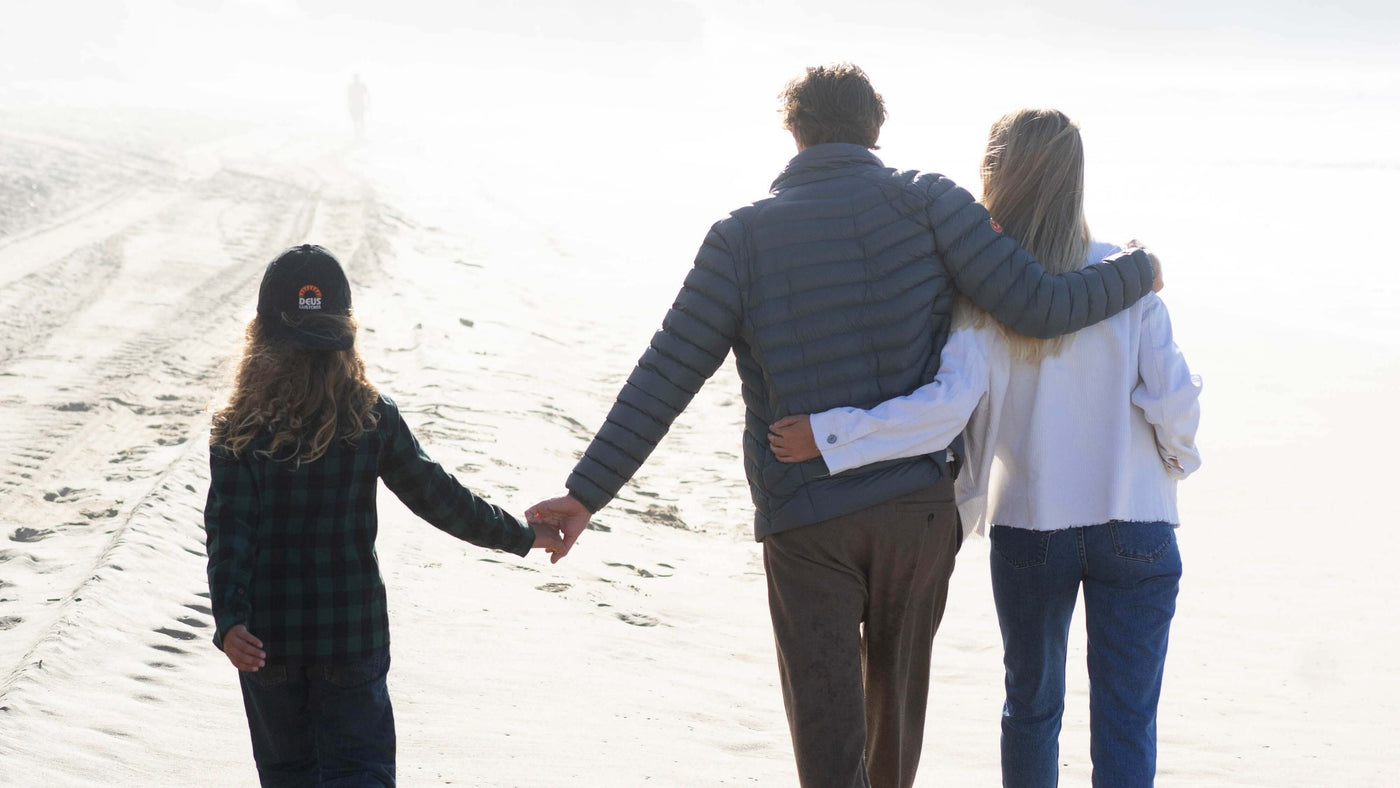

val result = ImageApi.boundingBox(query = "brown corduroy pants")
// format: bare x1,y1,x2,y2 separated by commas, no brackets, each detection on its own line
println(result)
763,479,962,788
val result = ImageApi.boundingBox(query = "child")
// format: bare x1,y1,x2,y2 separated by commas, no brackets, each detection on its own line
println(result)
205,244,562,786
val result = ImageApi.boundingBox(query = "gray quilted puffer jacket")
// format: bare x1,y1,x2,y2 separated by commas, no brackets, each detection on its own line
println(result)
566,144,1154,540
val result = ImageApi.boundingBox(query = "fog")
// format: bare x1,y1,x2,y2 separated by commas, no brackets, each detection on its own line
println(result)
6,1,1396,169
3,3,1400,784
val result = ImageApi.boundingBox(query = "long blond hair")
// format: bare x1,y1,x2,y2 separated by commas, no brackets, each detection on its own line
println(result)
958,108,1091,361
211,314,378,465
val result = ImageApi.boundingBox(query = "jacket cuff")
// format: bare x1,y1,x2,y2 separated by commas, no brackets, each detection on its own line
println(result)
1129,249,1155,294
510,522,536,557
212,611,245,652
564,474,610,514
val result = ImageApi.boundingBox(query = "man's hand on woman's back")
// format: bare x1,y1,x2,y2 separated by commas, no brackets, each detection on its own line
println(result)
1126,239,1164,292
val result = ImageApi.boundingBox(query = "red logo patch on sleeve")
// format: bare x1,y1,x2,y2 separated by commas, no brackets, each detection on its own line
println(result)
989,219,1002,233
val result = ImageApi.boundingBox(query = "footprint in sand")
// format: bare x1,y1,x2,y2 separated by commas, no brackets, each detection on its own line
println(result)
623,503,690,530
10,527,54,543
0,616,23,631
725,741,774,755
175,616,208,629
155,627,199,641
42,487,85,503
604,561,675,579
536,582,571,593
0,550,49,574
183,602,212,615
616,613,660,627
478,557,539,573
109,446,153,464
54,401,95,413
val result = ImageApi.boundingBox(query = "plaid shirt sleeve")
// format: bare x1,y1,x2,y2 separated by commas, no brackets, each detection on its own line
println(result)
378,398,536,557
205,444,258,651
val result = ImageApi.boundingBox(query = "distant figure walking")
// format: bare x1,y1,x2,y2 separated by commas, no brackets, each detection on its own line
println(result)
347,74,369,141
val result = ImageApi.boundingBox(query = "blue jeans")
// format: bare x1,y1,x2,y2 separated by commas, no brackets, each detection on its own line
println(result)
238,649,396,787
989,522,1181,788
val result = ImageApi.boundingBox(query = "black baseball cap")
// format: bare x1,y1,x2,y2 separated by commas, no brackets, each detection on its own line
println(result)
256,244,355,350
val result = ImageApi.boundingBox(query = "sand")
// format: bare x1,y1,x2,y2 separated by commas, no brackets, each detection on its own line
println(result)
0,109,1395,787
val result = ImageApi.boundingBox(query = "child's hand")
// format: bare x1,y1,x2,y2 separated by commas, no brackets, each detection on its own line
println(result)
223,625,266,672
768,415,819,463
526,494,592,564
530,521,567,556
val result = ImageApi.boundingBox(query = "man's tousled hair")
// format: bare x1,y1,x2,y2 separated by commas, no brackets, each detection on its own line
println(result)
780,63,886,149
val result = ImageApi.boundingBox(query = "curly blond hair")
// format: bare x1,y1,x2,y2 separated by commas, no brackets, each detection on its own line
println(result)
211,314,378,465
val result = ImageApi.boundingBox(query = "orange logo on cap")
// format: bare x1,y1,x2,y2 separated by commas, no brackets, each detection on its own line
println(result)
298,284,323,310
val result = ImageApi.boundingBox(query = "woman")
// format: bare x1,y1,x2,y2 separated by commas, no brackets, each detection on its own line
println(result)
767,108,1201,787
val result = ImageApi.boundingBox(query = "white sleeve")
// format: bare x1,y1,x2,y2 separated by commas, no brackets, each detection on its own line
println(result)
811,326,991,476
1130,294,1202,479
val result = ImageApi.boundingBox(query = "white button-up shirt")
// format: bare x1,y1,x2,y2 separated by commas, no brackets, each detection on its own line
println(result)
810,243,1202,534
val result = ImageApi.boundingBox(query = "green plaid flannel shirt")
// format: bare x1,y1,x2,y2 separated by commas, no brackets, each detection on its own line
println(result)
204,394,534,663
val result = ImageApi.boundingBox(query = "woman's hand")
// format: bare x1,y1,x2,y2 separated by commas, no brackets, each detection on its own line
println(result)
223,624,266,672
768,415,820,463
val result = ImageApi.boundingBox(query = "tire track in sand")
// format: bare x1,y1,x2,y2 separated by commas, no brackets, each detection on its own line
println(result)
0,164,330,691
0,143,389,782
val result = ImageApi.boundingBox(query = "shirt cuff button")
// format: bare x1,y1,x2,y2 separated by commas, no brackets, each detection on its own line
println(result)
826,435,837,445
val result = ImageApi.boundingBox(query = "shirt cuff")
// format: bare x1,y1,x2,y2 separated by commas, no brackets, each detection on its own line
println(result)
808,410,857,452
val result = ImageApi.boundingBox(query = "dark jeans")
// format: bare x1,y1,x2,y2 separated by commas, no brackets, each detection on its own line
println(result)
990,522,1181,788
763,479,963,788
238,648,396,787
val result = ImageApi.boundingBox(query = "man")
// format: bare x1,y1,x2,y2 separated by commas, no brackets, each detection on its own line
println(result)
528,63,1159,787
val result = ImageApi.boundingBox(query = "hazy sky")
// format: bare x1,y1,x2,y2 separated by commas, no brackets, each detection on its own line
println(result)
4,0,1394,257
4,0,1396,114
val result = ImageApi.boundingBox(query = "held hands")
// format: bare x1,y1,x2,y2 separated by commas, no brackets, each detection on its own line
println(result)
1125,239,1164,293
768,415,820,463
223,624,266,672
525,494,592,564
530,520,567,557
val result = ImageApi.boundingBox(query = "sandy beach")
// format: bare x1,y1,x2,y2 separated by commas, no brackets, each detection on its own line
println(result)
2,38,1399,785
